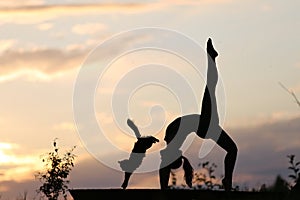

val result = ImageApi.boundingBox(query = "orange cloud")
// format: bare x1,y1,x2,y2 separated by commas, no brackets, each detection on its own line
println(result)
0,3,158,24
72,23,108,36
37,22,53,31
0,0,234,24
53,122,76,132
0,0,43,8
0,39,16,52
0,48,87,81
164,0,233,5
0,142,42,182
0,28,157,82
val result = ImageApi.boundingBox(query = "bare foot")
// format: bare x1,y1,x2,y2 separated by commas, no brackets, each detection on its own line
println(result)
222,178,232,192
207,38,218,59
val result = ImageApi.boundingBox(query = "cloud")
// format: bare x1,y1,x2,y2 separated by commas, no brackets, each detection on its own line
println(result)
0,142,42,183
36,22,53,31
231,115,300,152
295,61,300,69
69,155,123,188
260,4,273,12
72,23,108,36
164,0,233,5
66,39,101,51
0,29,154,82
0,39,16,52
0,3,157,24
53,122,76,132
227,114,300,188
226,111,300,129
0,0,43,8
0,48,87,81
0,0,235,25
0,180,41,199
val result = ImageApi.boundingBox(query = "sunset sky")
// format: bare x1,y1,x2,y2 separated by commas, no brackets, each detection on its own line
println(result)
0,0,300,199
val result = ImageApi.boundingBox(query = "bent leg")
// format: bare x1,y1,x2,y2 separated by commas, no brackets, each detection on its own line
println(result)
215,129,238,191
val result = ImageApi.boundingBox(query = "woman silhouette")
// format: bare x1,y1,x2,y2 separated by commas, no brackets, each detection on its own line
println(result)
159,38,238,191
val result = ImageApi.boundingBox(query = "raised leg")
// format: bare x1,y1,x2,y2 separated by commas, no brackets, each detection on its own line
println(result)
198,38,219,137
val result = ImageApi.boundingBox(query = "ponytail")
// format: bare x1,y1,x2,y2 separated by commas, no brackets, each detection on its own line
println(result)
182,156,194,188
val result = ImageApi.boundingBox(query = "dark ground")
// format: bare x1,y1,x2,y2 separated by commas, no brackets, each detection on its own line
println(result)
69,188,299,200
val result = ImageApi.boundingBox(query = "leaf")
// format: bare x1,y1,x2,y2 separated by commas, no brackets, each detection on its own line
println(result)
288,155,295,164
288,166,295,170
296,161,300,166
289,175,297,179
203,162,209,168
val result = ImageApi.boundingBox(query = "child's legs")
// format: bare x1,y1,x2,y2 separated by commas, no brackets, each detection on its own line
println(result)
121,172,132,189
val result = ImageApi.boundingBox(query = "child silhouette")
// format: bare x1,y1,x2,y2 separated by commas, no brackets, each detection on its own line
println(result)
119,119,159,189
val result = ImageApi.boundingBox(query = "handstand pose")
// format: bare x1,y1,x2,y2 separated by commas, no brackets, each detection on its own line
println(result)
119,119,159,189
159,38,238,191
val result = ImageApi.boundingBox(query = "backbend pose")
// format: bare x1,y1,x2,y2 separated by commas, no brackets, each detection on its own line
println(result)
159,38,238,191
119,119,159,189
